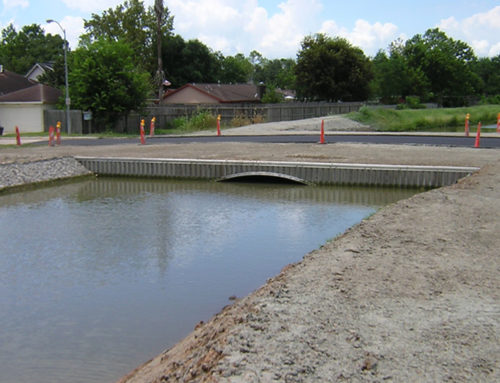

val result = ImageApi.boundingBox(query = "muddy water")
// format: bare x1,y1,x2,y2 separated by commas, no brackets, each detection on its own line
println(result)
0,178,418,383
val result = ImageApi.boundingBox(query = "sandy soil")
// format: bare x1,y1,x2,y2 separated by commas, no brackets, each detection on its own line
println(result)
1,116,499,382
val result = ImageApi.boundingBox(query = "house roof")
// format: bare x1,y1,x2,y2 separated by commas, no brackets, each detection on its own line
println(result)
0,83,62,103
25,62,54,81
0,68,36,96
163,83,261,103
277,88,296,100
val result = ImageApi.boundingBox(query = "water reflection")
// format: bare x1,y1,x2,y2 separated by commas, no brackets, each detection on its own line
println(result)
0,178,418,383
0,177,418,207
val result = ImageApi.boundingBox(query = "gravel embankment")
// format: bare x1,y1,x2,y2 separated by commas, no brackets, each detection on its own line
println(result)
0,157,92,192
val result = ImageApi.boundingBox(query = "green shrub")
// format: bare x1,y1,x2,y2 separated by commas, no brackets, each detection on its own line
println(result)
261,88,284,103
171,111,217,132
406,96,426,109
171,116,187,129
480,95,500,105
396,96,426,110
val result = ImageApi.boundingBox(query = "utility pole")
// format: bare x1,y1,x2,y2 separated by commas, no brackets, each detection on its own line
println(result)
155,0,165,102
47,19,71,135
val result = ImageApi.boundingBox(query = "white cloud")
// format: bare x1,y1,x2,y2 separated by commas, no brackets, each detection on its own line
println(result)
438,6,500,57
438,16,459,31
256,0,323,56
320,20,343,34
3,0,29,9
320,18,400,56
167,0,324,58
471,40,490,55
46,0,399,58
167,0,239,29
167,0,401,58
244,4,268,34
43,16,85,49
489,42,500,57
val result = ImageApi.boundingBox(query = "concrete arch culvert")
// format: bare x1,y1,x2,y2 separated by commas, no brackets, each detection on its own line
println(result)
217,171,311,185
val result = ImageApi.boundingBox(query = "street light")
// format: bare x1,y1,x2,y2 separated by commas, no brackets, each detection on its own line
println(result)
46,19,71,135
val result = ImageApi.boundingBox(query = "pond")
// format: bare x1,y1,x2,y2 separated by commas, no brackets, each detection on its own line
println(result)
0,177,418,383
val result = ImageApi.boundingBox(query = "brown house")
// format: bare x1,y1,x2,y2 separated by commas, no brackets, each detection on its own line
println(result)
0,66,36,96
0,83,61,103
162,83,264,104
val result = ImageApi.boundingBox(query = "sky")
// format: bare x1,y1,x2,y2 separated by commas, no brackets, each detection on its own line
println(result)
1,0,500,59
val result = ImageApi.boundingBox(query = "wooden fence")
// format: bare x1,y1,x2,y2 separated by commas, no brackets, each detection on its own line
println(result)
45,102,364,134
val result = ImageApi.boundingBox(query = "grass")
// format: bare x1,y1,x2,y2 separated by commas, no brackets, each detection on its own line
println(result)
86,111,225,136
348,104,500,132
1,131,49,137
0,142,39,149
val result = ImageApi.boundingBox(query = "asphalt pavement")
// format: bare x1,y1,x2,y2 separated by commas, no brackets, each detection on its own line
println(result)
39,133,500,149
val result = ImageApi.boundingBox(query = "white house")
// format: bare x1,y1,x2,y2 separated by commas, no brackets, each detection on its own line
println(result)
0,83,61,134
25,62,54,82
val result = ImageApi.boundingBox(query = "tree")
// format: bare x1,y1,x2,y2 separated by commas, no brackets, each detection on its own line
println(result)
81,0,173,75
261,87,284,103
473,55,500,97
180,40,220,83
295,34,373,101
38,55,66,87
274,58,296,90
162,35,219,86
68,39,151,131
402,28,480,106
218,53,253,83
0,23,64,74
252,54,296,90
370,44,428,103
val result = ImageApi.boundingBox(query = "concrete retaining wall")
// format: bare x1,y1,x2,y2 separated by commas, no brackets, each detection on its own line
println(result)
75,157,479,188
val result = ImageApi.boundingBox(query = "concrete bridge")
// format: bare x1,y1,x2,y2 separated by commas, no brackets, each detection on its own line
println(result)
75,157,478,188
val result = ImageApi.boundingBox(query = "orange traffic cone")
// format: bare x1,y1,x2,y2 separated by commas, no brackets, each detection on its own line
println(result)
15,126,21,146
465,113,470,137
319,119,325,144
474,122,481,148
140,119,146,145
149,117,156,137
217,114,221,136
56,121,61,145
